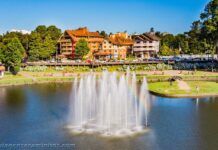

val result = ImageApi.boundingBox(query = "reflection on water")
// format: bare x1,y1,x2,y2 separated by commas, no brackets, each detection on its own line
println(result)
5,87,26,111
0,83,218,150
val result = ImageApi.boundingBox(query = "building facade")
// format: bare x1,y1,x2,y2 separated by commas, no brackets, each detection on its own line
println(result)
58,27,103,59
132,33,160,58
0,66,5,78
94,32,133,60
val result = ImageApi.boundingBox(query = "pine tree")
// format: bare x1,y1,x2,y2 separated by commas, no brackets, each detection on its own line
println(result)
28,32,42,61
2,37,25,74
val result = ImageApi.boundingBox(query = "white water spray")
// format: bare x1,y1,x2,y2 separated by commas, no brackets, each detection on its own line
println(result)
68,70,150,136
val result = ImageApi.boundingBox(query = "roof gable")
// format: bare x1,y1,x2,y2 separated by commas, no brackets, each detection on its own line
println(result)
65,27,102,39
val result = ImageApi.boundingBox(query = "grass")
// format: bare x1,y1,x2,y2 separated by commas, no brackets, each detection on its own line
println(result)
0,77,33,86
148,81,218,96
0,73,74,86
1,70,218,97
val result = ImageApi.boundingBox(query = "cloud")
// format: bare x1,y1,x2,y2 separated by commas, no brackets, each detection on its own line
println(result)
10,29,31,34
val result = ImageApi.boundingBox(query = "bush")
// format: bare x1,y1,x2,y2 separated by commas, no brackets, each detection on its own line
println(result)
10,66,20,75
23,66,48,72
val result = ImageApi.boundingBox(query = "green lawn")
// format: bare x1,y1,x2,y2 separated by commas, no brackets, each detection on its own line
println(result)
148,81,218,96
1,71,218,97
0,73,74,86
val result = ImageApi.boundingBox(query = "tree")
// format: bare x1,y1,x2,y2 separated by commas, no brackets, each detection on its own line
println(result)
75,39,90,59
28,32,42,61
40,35,56,59
174,34,190,54
47,25,62,41
99,31,108,38
1,37,25,74
189,0,218,54
201,0,218,53
28,25,61,60
150,27,155,33
1,32,30,55
0,42,5,62
159,44,174,56
35,25,47,39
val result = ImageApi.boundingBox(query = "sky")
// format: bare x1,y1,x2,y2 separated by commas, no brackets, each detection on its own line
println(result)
0,0,210,35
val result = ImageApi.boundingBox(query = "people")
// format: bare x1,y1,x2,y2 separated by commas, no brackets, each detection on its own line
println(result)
196,86,200,93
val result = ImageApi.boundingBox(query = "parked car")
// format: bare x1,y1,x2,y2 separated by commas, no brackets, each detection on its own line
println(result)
169,57,181,62
86,60,92,63
50,58,55,63
75,59,82,63
148,58,159,61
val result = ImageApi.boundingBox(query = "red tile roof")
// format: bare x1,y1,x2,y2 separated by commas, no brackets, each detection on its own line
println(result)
65,27,102,38
108,34,133,46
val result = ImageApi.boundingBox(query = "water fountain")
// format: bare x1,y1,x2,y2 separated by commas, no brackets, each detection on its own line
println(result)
68,70,150,136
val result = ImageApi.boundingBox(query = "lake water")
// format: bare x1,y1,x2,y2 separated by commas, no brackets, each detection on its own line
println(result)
0,83,218,150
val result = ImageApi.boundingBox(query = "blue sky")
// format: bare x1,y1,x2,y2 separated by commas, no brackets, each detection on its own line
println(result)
0,0,210,34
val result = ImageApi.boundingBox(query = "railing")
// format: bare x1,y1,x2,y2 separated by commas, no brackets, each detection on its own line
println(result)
22,60,175,67
133,48,157,51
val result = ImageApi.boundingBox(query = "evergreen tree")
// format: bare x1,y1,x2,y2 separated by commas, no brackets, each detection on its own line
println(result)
28,32,42,61
1,37,25,74
99,31,108,38
201,0,218,53
40,35,56,59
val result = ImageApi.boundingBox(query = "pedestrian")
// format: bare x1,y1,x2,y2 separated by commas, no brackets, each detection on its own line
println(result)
196,86,199,93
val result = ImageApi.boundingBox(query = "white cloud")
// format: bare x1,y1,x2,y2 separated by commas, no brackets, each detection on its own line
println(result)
10,29,31,34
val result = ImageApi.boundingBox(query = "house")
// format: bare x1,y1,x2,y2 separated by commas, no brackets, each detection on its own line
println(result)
58,27,103,59
94,32,133,60
132,33,160,58
0,66,5,78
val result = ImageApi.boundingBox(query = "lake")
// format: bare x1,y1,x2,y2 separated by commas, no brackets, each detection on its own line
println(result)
0,83,218,150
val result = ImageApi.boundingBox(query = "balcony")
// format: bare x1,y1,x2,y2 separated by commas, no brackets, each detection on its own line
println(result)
133,48,157,52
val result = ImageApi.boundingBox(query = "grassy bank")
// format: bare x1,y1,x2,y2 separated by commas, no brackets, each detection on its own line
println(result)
1,70,218,98
149,81,218,97
0,74,74,87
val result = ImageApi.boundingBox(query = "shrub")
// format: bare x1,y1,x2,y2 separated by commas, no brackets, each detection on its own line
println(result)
10,66,20,75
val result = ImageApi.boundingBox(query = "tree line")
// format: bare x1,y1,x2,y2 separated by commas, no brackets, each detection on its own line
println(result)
0,25,61,74
0,0,217,74
158,0,218,56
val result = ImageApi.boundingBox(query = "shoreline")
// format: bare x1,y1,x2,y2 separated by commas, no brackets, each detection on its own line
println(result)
1,77,218,98
1,70,218,98
0,77,74,87
149,91,218,98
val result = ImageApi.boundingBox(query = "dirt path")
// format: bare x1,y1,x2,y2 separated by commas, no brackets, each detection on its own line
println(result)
19,72,36,81
177,80,191,90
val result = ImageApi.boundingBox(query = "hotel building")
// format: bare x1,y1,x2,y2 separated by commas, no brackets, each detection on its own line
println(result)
58,27,103,59
132,33,160,58
94,32,133,60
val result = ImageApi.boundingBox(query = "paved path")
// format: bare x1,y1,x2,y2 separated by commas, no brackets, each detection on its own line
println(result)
19,72,36,81
177,80,191,90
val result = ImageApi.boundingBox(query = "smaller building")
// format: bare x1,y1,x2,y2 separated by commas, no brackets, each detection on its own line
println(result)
132,33,160,58
94,32,133,60
0,66,5,78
